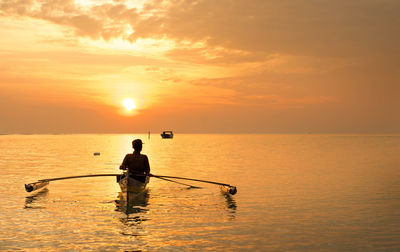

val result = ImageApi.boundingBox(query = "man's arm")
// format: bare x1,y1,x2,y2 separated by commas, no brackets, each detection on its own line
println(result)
144,155,150,174
120,155,128,170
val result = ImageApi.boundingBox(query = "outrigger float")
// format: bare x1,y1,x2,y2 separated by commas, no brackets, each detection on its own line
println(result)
25,180,49,193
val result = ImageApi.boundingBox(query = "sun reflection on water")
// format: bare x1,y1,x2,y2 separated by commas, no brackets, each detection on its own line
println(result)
115,190,150,238
7,134,399,250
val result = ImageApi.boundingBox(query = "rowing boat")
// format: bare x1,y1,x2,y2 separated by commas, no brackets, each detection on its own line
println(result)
25,172,236,197
117,172,149,194
161,131,173,139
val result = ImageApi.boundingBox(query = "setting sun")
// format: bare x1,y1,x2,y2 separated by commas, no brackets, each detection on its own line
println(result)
122,98,136,112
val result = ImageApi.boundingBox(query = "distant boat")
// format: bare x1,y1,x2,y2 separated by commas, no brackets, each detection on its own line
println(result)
93,152,100,156
161,131,173,139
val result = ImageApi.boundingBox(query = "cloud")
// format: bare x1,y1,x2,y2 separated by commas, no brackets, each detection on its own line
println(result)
1,0,399,79
0,0,138,40
2,0,399,57
1,0,399,133
134,0,400,58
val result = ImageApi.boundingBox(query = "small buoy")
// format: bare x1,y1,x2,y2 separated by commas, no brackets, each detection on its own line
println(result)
93,152,100,156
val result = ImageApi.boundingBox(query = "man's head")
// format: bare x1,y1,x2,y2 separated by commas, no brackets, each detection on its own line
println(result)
132,139,143,152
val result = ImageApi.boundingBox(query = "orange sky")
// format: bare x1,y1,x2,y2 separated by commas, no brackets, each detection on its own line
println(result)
0,0,399,134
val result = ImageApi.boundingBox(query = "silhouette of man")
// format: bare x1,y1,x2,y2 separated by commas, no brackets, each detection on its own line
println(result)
120,139,150,183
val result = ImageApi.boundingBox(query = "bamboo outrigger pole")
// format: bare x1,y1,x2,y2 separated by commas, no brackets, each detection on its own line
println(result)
25,173,237,195
24,174,120,192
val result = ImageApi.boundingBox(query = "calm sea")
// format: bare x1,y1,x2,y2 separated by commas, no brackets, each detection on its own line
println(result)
0,134,399,251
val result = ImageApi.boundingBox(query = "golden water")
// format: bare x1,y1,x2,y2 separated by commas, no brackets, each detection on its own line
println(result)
0,134,399,251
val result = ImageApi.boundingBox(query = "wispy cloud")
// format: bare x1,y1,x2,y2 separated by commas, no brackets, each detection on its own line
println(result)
3,0,399,57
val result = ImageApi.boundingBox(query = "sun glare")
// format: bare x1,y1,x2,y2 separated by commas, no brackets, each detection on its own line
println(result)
122,98,136,112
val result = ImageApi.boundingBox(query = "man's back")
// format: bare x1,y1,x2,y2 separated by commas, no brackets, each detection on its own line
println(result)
121,153,150,182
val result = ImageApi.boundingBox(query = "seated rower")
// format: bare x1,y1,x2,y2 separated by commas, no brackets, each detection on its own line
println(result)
120,139,150,183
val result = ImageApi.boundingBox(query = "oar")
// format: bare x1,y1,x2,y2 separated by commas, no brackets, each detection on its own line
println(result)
149,174,237,195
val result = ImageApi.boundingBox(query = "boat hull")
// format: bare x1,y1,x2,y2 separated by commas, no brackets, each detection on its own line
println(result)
118,174,149,194
161,134,173,138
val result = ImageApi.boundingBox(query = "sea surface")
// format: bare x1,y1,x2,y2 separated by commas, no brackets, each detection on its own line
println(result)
0,134,399,251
